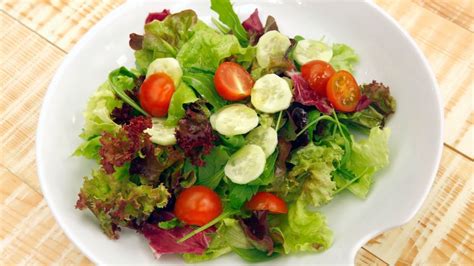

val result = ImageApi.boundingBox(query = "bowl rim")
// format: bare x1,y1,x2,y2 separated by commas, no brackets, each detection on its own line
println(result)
36,0,444,264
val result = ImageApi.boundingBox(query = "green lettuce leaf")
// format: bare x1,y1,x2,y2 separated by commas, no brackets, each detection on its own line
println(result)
183,218,250,263
335,127,390,198
279,201,333,253
288,143,343,207
210,0,249,46
182,73,226,110
165,82,198,126
329,43,359,73
79,82,122,139
136,10,198,72
73,136,101,160
176,24,246,72
76,169,170,239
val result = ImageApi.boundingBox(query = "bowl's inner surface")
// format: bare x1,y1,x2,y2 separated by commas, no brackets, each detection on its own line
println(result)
37,1,441,264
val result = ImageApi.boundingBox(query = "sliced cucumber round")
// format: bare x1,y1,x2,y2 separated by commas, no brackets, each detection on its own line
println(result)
146,57,183,87
210,104,259,136
225,144,266,184
251,74,292,113
256,30,291,68
246,126,278,157
145,118,176,146
293,40,333,65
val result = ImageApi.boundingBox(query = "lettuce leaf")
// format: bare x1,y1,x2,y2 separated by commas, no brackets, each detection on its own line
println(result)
176,23,246,72
288,143,343,207
79,82,122,140
143,222,215,255
279,201,333,253
166,82,198,126
329,43,359,73
75,169,170,239
183,218,250,263
136,10,198,72
335,127,390,198
210,0,249,46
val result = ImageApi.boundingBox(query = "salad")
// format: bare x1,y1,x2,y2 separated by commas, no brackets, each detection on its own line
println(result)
74,0,396,263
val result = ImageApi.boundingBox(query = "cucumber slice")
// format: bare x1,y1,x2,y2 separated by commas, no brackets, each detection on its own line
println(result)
293,40,333,65
210,104,259,136
225,144,266,184
146,57,183,87
256,30,291,68
245,126,278,157
251,74,292,113
145,118,176,146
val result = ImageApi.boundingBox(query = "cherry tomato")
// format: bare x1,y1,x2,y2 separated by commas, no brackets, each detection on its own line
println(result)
214,62,254,101
174,186,223,226
138,73,175,117
246,192,288,214
326,70,360,112
301,60,335,96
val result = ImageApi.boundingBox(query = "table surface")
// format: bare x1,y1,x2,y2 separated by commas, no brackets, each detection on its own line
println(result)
1,0,473,264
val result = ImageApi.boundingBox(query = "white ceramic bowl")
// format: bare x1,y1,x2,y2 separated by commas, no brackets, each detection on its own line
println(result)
37,0,443,264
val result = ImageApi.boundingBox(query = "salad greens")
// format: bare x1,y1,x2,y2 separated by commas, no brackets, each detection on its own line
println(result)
74,0,396,263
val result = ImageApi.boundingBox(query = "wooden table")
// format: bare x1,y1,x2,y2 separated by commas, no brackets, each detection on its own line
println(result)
1,0,472,264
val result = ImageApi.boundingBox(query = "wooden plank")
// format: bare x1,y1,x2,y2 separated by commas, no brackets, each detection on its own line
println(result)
0,165,91,265
0,0,124,52
412,0,474,32
374,0,474,158
0,12,65,192
362,147,474,264
356,248,388,266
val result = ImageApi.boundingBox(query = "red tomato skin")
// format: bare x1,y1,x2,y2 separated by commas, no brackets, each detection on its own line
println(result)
301,60,336,96
214,62,254,101
326,70,361,112
174,186,223,226
138,73,175,117
246,192,288,214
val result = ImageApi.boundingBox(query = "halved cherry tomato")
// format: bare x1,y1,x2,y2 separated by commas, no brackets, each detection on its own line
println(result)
174,186,223,226
246,192,288,214
326,70,360,112
214,62,254,101
301,60,335,96
139,73,175,117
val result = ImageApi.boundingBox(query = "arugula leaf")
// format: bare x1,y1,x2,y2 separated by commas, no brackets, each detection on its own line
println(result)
182,73,226,110
248,151,278,186
158,218,181,229
196,146,230,189
165,82,198,126
210,0,249,46
228,184,259,209
108,67,149,116
338,106,384,134
307,110,321,141
219,134,246,150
